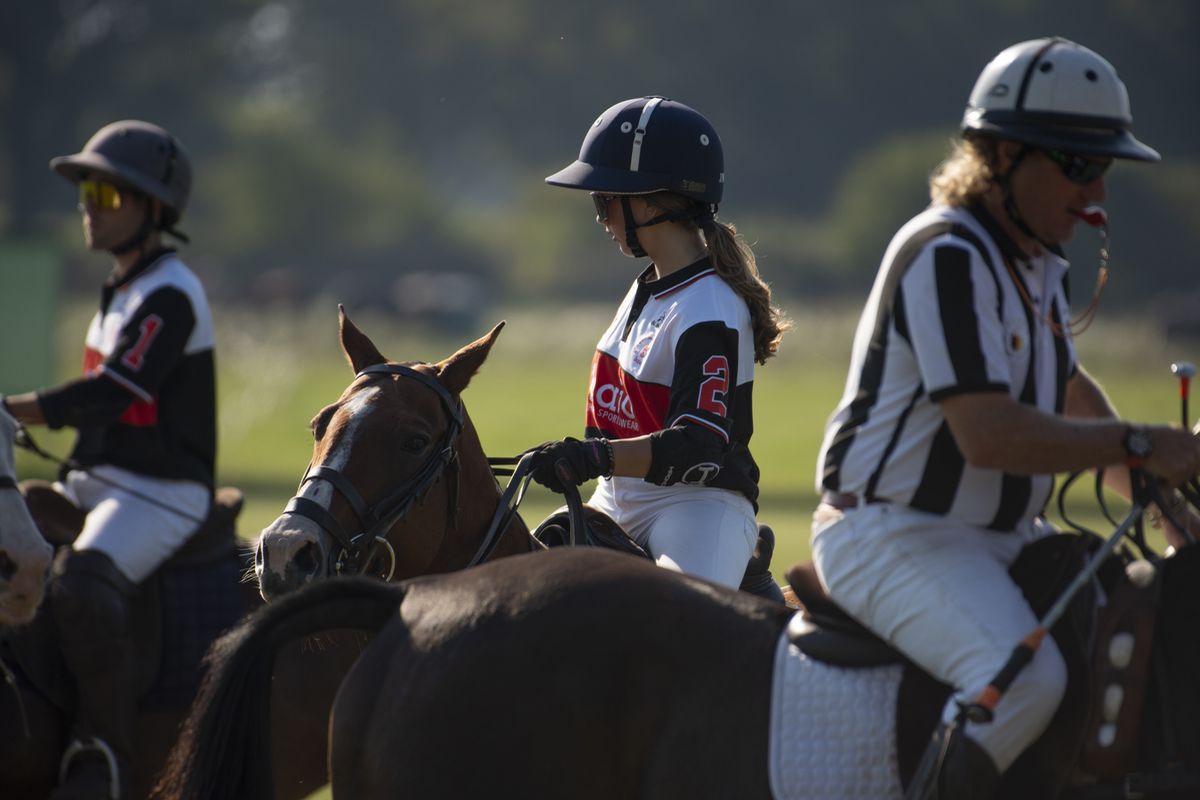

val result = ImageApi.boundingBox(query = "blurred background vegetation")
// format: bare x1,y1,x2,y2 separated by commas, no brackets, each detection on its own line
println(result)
2,0,1198,555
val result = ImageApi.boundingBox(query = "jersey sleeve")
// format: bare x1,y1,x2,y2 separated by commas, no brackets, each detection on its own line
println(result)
98,287,197,402
37,375,143,429
37,287,196,430
899,240,1011,401
645,321,741,485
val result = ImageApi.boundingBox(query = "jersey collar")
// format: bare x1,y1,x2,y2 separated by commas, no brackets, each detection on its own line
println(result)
100,248,175,312
638,256,716,299
967,202,1065,264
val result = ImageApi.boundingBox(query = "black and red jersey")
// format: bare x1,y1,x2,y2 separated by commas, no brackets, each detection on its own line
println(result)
38,250,216,487
585,257,759,504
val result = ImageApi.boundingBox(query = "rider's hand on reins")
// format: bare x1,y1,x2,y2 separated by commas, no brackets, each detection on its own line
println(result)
527,437,614,493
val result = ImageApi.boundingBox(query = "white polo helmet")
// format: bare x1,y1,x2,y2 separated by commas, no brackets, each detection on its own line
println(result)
962,37,1159,161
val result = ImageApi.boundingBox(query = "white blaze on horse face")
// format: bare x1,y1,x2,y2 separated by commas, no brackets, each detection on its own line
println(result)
258,386,382,563
306,385,381,506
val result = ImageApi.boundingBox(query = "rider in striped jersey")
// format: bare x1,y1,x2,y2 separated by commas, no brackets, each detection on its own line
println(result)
813,39,1200,798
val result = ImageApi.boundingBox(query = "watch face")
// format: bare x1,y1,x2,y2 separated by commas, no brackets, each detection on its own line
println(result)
1126,428,1153,458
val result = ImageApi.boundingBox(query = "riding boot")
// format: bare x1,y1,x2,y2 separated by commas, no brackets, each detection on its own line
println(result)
905,721,1001,800
739,524,786,603
47,548,138,800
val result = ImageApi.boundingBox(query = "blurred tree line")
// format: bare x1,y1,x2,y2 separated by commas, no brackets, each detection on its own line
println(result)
2,0,1198,328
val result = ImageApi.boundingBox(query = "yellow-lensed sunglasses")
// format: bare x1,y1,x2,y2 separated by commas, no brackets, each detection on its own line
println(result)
78,179,124,211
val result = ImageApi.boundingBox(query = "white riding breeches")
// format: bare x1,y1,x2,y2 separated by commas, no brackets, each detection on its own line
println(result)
811,502,1067,772
57,466,211,584
588,477,757,589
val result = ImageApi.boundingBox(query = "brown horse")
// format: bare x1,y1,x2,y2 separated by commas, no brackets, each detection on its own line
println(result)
155,532,1200,799
253,306,537,600
253,307,779,602
0,406,52,626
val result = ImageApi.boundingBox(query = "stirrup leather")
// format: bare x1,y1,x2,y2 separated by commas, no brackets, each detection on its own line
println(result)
58,736,121,800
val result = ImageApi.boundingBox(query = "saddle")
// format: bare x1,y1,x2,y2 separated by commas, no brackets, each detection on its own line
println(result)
532,507,784,601
3,484,249,713
783,533,1103,788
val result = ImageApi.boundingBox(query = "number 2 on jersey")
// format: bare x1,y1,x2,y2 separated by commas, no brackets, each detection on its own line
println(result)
698,355,729,416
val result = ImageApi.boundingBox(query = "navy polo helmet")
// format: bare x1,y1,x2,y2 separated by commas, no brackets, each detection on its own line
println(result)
546,96,724,206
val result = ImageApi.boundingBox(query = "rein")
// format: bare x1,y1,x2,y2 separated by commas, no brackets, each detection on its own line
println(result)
8,426,206,523
470,455,585,567
282,363,465,580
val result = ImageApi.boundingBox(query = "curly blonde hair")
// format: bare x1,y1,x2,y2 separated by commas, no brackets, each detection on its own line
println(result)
929,135,999,207
647,192,791,364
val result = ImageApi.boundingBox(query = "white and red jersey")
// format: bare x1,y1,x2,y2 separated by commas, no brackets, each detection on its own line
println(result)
38,250,216,487
584,257,759,504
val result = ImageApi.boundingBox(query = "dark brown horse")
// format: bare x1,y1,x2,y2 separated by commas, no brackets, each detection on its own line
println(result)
155,534,1200,799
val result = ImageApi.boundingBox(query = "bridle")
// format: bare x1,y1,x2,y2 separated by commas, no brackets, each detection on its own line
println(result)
281,363,464,579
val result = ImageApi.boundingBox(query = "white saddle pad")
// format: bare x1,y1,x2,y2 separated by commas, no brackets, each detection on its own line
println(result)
769,628,905,799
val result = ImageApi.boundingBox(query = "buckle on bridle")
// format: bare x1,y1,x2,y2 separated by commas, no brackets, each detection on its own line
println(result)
335,534,397,581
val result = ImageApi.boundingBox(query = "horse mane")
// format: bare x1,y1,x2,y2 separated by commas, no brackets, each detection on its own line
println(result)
153,578,407,800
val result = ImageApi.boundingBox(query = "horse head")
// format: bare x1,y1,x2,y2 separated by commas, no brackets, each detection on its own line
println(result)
0,407,52,625
254,306,526,601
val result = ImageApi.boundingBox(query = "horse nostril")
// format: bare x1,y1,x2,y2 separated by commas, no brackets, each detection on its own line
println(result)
0,551,15,582
255,541,265,570
295,541,323,577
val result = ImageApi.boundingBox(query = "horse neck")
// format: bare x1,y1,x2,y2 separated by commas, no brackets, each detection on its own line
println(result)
433,412,534,569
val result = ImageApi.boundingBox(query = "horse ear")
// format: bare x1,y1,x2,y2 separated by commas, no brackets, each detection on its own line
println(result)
339,304,388,374
436,321,505,396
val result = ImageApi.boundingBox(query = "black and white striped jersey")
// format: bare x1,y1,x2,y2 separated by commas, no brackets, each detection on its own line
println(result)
584,257,760,504
38,249,217,487
818,203,1077,531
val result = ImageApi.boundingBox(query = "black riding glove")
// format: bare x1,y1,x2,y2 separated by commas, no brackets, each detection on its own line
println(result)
527,437,614,494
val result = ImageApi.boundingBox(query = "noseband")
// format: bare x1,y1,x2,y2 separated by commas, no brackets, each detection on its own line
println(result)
282,363,464,578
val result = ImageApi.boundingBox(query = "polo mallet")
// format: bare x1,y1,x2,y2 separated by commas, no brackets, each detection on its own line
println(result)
907,471,1158,799
1167,362,1200,544
1171,361,1194,432
963,472,1154,726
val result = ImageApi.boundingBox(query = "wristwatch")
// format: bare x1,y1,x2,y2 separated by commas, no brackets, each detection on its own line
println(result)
1122,425,1153,467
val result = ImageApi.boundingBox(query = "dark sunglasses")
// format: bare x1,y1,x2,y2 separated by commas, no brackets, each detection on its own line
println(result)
591,193,614,222
1042,149,1111,185
78,179,124,211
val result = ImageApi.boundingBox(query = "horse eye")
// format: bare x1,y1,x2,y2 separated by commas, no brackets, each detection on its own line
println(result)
403,434,430,453
310,406,336,440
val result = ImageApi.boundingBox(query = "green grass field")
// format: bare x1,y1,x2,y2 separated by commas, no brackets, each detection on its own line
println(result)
14,298,1185,572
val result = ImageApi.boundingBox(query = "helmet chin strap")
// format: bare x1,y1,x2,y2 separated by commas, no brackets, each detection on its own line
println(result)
619,196,716,259
108,199,158,256
997,145,1055,252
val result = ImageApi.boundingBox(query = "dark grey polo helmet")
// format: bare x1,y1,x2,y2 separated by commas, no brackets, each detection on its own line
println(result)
50,120,193,225
962,38,1159,161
